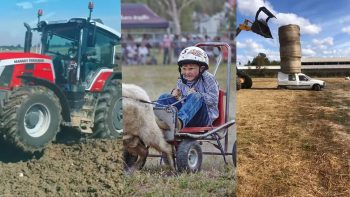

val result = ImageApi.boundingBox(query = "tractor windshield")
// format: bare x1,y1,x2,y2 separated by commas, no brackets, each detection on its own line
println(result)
42,24,80,60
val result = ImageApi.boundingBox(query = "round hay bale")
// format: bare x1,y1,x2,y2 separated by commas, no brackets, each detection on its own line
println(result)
280,57,301,73
279,25,300,43
279,24,301,73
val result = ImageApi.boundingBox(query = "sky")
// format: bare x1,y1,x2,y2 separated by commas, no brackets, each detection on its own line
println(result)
0,0,121,46
236,0,350,65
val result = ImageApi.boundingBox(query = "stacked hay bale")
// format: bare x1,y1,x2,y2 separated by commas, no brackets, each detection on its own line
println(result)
279,24,301,73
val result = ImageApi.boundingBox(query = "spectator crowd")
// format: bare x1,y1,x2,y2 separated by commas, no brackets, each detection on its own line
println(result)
121,33,231,65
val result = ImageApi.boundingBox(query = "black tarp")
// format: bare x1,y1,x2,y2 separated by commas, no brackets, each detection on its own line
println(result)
121,3,169,29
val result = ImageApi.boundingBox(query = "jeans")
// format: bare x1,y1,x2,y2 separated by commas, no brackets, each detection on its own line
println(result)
156,92,209,127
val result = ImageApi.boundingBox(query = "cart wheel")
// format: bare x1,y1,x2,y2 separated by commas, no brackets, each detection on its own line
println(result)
123,149,148,171
176,139,202,173
232,141,237,167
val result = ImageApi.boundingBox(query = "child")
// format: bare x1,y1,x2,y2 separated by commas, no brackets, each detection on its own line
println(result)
157,46,219,129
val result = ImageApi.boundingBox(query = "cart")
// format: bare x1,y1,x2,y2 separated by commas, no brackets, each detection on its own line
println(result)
152,42,237,172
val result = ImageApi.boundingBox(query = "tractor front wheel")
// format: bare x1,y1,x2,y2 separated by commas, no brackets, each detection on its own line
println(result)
0,86,61,153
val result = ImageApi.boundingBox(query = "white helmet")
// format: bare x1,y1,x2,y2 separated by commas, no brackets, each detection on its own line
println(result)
177,46,209,70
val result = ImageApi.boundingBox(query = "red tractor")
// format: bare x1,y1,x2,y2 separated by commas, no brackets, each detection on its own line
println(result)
0,3,122,153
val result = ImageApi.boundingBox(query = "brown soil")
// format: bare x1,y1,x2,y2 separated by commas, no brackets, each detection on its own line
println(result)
0,129,124,196
237,78,350,196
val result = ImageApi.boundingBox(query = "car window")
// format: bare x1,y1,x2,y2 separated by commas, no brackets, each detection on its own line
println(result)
299,75,308,81
288,75,296,81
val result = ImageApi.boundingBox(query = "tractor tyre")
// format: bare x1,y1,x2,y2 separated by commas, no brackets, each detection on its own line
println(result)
123,149,148,171
176,139,202,173
241,75,253,89
237,70,253,89
93,79,123,138
0,86,61,153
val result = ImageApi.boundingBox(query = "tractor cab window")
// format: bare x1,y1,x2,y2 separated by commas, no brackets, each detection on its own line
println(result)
43,25,81,85
83,29,117,83
43,25,80,60
46,34,78,59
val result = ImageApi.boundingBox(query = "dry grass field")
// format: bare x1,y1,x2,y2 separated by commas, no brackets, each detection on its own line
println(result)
237,78,350,196
123,65,349,196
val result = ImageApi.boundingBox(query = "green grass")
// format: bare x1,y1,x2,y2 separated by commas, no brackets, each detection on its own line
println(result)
122,166,236,196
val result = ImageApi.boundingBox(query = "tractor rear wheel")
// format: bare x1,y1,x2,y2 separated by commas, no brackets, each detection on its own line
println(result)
240,75,253,89
0,86,61,153
93,79,123,138
176,139,202,173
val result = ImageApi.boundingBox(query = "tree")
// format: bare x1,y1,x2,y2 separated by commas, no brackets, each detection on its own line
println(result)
251,53,270,69
122,0,227,34
270,60,280,65
153,0,198,34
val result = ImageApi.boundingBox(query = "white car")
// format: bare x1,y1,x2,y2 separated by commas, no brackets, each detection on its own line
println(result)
277,72,326,91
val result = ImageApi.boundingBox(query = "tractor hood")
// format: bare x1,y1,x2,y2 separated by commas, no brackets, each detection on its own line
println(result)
0,52,51,61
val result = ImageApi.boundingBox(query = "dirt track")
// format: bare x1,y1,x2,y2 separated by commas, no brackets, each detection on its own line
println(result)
237,78,350,196
0,129,123,196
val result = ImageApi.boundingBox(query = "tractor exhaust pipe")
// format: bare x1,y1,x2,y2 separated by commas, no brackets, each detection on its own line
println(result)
24,23,32,53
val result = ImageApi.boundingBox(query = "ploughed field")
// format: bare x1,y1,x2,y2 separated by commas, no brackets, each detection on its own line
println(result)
0,129,124,196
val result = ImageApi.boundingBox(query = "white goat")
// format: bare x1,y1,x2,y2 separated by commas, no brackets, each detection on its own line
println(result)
122,83,174,171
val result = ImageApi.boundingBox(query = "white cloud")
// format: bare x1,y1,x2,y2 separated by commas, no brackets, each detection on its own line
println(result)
322,50,336,55
238,0,321,35
16,2,33,9
237,39,265,54
302,48,316,56
276,13,321,34
237,39,281,65
312,37,334,47
341,26,350,35
238,0,274,17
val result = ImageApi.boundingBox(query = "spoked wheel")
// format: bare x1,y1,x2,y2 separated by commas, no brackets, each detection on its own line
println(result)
176,139,202,173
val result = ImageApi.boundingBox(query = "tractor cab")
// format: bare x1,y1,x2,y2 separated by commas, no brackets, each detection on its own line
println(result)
25,17,120,90
23,9,120,110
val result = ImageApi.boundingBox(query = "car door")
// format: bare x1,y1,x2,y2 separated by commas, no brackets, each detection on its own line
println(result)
287,74,298,89
298,75,310,89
